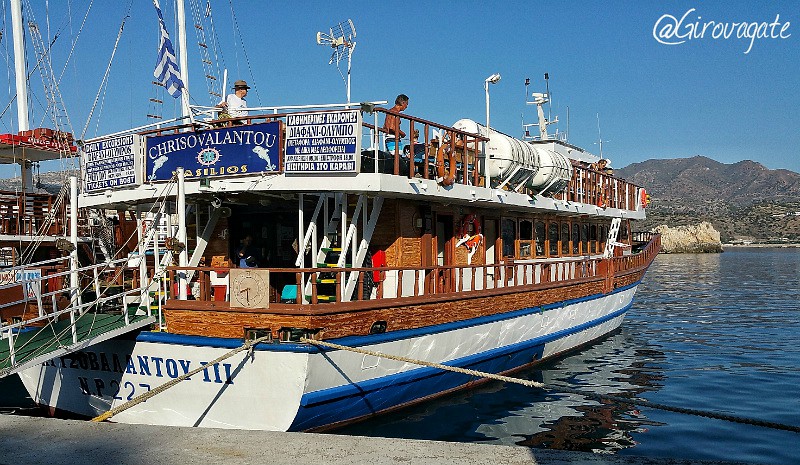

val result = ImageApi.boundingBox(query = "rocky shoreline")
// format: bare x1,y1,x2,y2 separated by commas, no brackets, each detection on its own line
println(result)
652,222,724,254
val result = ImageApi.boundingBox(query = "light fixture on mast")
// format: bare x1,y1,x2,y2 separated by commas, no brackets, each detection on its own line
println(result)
316,19,357,105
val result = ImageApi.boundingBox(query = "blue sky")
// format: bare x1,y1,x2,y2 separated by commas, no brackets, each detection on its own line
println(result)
1,0,798,178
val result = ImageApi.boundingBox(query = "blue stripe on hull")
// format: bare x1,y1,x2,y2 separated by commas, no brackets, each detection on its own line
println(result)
289,302,631,431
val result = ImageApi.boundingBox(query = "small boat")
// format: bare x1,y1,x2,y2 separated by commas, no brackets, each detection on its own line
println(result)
6,3,659,432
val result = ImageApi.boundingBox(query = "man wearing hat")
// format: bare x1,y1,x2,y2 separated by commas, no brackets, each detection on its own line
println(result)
218,80,250,118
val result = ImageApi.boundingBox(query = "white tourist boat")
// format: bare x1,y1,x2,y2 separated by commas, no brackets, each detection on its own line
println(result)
14,92,659,430
3,2,659,432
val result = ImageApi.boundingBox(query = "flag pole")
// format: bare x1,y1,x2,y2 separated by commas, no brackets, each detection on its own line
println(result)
175,0,192,123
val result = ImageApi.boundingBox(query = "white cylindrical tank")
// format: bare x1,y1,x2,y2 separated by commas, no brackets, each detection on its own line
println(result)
452,119,539,181
451,119,572,195
528,145,573,196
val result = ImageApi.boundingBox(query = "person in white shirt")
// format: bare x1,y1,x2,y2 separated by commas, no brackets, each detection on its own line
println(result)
218,80,250,119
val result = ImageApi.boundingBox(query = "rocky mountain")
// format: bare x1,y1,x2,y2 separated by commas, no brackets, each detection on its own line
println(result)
0,170,76,194
616,156,800,242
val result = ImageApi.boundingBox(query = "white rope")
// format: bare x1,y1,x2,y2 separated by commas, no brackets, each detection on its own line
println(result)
301,338,548,390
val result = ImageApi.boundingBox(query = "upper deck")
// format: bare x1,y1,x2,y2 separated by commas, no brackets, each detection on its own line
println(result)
77,105,647,220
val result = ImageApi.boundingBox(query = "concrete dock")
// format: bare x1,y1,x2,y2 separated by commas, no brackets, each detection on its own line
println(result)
0,415,755,465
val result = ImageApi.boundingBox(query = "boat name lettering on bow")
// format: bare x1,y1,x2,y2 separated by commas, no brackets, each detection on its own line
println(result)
42,350,235,399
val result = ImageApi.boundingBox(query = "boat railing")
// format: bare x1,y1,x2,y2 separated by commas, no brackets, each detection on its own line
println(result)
361,108,489,186
631,231,657,244
551,163,644,211
164,258,600,305
140,106,489,188
609,233,661,281
163,235,660,307
139,108,644,212
0,190,67,236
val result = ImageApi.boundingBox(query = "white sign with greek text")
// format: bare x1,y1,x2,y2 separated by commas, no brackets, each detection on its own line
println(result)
284,110,362,173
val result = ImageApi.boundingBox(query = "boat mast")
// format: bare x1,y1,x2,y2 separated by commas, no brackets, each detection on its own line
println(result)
175,0,191,119
10,0,34,191
10,0,28,133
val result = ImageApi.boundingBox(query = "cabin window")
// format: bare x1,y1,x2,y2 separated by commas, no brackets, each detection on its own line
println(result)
620,220,629,240
501,218,516,258
571,223,580,254
548,222,559,256
589,224,598,253
518,219,533,258
534,221,546,256
581,223,589,255
561,223,570,255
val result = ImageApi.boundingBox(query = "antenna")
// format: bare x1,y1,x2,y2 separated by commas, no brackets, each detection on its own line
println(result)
544,72,552,123
316,19,357,104
595,113,610,157
523,75,559,141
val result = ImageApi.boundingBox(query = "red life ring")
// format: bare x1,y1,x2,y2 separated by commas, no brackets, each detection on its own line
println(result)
460,214,481,237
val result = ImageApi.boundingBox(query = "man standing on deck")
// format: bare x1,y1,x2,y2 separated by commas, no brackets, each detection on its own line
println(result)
218,80,250,118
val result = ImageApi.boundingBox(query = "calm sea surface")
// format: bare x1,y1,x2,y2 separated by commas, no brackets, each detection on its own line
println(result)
332,249,800,465
2,249,798,464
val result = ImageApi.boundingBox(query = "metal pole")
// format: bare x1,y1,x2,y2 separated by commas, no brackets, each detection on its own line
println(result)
484,81,490,189
69,176,79,343
137,207,149,313
11,0,33,192
177,167,188,299
10,0,28,133
298,194,304,268
175,0,191,120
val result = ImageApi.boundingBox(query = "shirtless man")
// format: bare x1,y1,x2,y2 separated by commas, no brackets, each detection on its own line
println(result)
382,94,409,139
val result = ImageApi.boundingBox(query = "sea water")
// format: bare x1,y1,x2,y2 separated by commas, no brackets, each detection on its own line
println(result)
332,248,800,465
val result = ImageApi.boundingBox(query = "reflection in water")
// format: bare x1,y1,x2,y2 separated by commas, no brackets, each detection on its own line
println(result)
334,328,668,454
334,250,800,465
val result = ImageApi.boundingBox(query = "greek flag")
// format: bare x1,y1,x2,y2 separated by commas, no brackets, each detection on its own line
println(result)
153,0,184,98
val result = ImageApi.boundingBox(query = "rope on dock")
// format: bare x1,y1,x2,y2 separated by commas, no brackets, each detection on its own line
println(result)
91,335,272,423
301,337,800,434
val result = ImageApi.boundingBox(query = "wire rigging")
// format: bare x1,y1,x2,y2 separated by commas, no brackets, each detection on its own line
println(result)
80,0,132,140
226,0,258,105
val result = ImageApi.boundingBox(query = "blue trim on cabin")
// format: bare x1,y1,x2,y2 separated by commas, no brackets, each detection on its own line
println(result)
135,280,639,353
288,301,632,431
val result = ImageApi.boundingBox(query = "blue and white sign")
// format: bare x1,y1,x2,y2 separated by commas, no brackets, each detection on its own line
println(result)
81,134,142,192
284,110,362,173
0,268,42,299
145,122,281,181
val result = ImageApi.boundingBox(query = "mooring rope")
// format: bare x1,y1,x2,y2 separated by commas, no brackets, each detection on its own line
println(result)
91,335,271,423
301,337,800,434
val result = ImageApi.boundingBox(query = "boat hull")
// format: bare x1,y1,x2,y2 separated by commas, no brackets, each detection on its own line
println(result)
18,283,638,431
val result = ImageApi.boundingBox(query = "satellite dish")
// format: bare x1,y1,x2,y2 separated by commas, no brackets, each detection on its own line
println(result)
316,19,357,104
